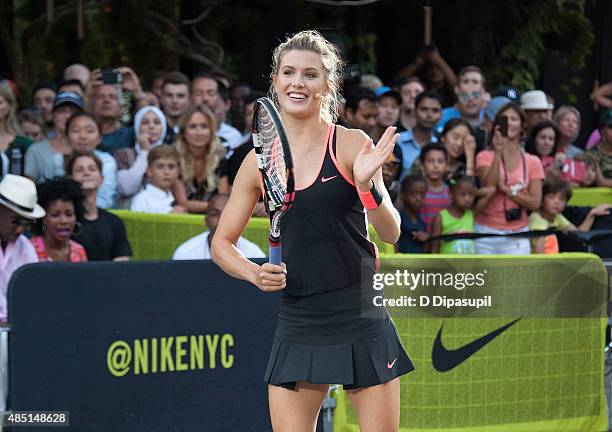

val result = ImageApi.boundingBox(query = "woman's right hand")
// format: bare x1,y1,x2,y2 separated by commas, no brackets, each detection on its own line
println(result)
251,263,286,292
138,129,151,151
491,127,505,154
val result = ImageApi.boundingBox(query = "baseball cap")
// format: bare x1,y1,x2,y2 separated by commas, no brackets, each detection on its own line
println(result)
494,86,520,102
52,92,84,111
375,86,401,105
484,96,511,121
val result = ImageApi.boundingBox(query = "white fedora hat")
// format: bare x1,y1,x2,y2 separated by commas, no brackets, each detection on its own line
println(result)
521,90,553,110
0,174,46,219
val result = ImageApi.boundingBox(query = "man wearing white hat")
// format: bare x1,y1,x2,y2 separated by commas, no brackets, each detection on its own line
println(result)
0,174,45,324
521,90,554,133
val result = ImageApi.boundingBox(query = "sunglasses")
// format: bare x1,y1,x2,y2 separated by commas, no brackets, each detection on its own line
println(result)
10,216,34,228
458,91,481,102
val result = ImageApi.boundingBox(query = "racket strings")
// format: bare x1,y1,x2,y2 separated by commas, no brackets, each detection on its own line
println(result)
258,109,288,206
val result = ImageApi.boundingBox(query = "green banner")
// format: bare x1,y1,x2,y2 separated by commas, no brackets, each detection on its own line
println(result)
336,255,607,431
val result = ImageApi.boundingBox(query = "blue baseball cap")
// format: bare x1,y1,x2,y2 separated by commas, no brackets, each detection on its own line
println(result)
484,96,511,121
375,86,401,105
52,92,84,111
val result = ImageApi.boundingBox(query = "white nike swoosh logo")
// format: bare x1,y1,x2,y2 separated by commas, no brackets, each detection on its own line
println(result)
387,358,397,369
321,175,337,183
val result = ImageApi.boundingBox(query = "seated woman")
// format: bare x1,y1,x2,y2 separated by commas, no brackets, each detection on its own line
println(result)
31,177,87,262
173,104,228,213
67,152,132,261
114,106,167,208
64,112,118,208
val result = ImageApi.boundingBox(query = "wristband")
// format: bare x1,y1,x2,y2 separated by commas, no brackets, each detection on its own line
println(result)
358,180,383,210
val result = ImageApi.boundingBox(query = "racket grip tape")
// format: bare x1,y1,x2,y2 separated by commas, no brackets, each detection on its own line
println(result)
269,243,282,265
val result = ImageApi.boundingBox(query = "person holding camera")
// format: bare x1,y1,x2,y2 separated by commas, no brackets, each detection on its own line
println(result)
475,102,544,254
85,67,143,154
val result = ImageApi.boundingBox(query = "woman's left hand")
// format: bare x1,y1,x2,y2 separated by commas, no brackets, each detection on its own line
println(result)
353,126,398,190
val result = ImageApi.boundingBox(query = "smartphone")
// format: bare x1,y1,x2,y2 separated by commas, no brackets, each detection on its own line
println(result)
100,69,123,85
498,116,508,137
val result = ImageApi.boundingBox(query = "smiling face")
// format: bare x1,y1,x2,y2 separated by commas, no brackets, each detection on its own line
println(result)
67,115,101,152
183,111,212,152
534,126,556,157
498,107,523,141
441,124,471,161
71,155,103,192
273,49,328,120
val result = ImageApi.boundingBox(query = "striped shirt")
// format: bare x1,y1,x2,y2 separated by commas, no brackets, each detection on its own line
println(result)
420,185,450,232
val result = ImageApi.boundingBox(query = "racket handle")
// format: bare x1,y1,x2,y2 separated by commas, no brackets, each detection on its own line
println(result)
269,243,282,265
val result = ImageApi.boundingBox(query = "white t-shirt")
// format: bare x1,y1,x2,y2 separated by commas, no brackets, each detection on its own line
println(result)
130,184,174,214
172,231,265,260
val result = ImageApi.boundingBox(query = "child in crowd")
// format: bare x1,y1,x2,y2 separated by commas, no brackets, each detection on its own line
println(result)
529,178,612,254
572,152,598,187
419,143,450,232
396,174,428,253
130,145,186,214
430,175,480,254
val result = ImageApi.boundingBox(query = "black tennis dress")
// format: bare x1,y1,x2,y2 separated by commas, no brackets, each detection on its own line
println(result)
264,125,414,389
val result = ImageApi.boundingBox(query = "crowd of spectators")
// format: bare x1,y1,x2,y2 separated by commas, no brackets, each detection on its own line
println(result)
0,45,611,314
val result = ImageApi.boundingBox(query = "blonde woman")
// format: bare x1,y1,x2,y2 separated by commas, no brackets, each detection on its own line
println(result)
172,104,227,213
0,81,32,176
211,31,412,431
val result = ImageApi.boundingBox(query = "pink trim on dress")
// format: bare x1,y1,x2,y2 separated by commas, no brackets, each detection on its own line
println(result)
328,126,356,187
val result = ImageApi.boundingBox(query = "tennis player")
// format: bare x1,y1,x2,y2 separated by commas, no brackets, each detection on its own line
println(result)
211,30,414,431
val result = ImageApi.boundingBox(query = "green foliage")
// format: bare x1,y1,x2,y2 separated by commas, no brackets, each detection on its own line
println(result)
480,1,594,94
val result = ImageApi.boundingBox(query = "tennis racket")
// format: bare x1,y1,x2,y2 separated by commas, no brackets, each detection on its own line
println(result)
252,97,295,265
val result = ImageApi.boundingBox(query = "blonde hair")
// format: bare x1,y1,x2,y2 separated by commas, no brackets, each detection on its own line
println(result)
269,30,343,123
174,104,223,193
0,83,23,136
553,105,581,125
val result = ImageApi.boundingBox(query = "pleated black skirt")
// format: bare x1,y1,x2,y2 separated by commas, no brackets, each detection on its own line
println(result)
264,284,415,390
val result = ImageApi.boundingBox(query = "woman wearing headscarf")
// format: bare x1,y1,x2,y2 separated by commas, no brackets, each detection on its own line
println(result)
114,106,167,208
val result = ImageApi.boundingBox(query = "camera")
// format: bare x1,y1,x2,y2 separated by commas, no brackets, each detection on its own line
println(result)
504,208,522,222
100,69,123,85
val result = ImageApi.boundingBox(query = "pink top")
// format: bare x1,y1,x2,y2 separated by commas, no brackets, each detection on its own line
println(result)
0,235,39,323
475,150,545,231
30,236,88,263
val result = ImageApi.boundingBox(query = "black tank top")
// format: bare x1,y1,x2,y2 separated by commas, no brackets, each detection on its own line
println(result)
281,125,379,297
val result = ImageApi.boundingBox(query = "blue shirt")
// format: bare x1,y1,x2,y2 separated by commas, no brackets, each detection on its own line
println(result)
434,106,484,135
397,211,427,253
397,129,438,181
99,127,135,154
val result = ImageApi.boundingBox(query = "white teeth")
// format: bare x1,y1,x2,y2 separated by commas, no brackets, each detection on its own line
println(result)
288,93,306,99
